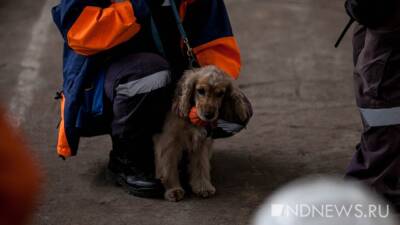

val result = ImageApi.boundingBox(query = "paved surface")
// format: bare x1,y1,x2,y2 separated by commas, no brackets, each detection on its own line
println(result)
0,0,360,224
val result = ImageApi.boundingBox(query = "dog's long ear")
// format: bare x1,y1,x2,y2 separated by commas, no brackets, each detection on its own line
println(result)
220,82,253,125
173,69,199,117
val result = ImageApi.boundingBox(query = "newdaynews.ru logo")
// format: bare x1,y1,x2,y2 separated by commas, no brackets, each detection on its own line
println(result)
270,203,390,218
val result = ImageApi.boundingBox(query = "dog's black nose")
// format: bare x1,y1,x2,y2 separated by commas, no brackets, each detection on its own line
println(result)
204,112,215,120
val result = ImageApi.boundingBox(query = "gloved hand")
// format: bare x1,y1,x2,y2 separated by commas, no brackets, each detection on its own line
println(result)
345,0,396,28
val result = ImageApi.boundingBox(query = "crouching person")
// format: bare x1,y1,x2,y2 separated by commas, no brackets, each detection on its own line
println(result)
52,0,252,198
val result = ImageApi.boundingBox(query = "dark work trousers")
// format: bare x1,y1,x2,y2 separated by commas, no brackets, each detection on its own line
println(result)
104,53,173,173
346,24,400,207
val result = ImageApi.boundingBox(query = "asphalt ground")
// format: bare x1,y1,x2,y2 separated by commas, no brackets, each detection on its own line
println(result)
0,0,360,224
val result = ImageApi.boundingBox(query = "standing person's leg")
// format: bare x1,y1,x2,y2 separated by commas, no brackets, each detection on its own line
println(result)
104,53,173,197
346,25,400,210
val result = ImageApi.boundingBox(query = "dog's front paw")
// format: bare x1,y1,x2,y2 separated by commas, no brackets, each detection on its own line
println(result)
165,187,185,202
191,180,216,198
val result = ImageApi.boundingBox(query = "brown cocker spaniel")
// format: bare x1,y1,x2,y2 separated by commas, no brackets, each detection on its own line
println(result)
154,65,250,202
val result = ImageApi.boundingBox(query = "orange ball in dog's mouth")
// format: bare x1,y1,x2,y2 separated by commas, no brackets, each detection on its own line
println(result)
189,107,210,127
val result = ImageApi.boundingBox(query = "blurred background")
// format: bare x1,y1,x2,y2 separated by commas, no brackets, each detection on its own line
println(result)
0,0,360,224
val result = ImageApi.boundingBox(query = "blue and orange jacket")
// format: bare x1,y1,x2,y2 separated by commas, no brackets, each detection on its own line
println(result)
52,0,241,158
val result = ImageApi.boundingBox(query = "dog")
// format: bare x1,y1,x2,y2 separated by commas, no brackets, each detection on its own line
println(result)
154,65,250,202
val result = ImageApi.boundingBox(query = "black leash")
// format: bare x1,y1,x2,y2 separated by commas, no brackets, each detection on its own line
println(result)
149,0,198,68
169,0,198,68
334,18,355,48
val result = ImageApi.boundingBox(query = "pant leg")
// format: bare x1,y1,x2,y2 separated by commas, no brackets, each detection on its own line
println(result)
352,24,367,66
346,124,400,192
104,53,173,172
346,25,400,206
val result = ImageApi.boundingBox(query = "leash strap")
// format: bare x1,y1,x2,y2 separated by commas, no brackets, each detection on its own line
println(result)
150,16,166,57
148,0,198,67
169,0,198,68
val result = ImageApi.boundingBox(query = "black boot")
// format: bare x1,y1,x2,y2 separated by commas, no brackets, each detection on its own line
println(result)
107,139,164,198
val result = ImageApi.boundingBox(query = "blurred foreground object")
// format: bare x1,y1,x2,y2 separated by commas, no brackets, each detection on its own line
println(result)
252,177,398,225
0,109,41,225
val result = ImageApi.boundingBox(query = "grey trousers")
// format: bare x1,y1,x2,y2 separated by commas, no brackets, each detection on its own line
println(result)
346,24,400,207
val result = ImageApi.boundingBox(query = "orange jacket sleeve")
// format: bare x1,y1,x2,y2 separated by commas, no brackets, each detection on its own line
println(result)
193,37,241,80
67,1,141,56
184,0,241,79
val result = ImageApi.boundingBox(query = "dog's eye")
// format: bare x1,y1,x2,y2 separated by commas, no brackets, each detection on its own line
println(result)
215,91,225,97
197,88,205,96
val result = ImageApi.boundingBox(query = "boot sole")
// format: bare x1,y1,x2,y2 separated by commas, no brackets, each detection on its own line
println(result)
106,169,164,199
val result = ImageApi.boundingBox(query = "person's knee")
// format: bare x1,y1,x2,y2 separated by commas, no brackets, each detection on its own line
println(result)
105,53,171,101
115,69,171,99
